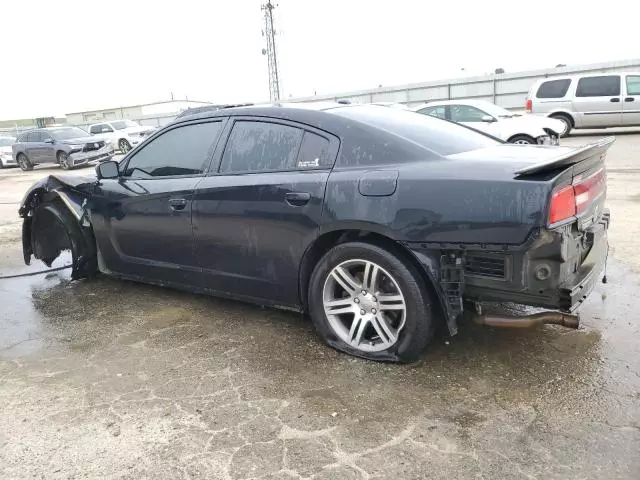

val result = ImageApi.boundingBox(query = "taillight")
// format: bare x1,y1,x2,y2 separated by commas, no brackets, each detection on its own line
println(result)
526,99,532,112
574,167,606,215
548,167,606,224
549,186,576,224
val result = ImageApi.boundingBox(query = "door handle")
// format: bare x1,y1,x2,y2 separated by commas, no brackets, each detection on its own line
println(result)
610,98,620,102
168,198,187,211
285,192,311,207
625,97,635,102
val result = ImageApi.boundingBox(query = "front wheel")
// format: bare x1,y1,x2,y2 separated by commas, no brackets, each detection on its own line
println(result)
118,139,131,153
17,153,33,171
57,151,72,170
550,114,573,137
308,242,434,363
508,134,537,145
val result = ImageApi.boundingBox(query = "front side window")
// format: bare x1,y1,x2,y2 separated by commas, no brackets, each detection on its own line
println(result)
112,120,138,130
27,132,42,142
536,79,571,99
220,121,303,173
123,121,222,177
89,124,103,134
626,76,640,96
576,76,621,97
417,106,446,119
449,105,488,123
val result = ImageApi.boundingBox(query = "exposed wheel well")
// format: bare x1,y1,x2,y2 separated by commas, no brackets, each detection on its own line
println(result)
56,150,67,161
298,230,446,322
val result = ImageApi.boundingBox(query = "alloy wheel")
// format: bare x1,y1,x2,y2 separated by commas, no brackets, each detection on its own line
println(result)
322,259,407,352
119,140,131,152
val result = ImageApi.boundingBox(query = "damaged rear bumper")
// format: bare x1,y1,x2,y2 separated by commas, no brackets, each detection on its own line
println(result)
407,210,609,334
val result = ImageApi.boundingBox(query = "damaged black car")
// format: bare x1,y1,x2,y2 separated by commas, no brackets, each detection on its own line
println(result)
18,104,611,362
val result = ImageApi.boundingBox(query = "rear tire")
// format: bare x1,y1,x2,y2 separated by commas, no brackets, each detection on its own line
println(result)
17,153,33,171
550,113,573,137
508,134,537,145
308,241,434,363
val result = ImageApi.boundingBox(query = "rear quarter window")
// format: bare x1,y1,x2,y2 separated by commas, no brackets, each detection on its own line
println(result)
536,79,571,98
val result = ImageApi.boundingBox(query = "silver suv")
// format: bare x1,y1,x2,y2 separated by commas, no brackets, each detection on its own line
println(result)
526,72,640,136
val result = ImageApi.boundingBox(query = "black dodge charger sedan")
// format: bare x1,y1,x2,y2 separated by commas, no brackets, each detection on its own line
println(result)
18,103,611,362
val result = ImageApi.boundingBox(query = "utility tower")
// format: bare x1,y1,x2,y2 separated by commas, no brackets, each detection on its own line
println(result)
261,2,281,102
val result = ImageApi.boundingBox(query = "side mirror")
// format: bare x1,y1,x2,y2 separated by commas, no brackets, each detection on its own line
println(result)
481,115,496,123
96,160,119,179
43,138,54,144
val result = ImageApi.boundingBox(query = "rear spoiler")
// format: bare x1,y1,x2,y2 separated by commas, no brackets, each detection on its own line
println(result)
514,136,615,176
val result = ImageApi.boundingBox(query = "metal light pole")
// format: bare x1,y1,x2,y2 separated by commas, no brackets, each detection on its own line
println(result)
261,2,281,102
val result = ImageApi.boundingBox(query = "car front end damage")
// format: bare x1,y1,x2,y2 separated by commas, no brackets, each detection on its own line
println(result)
67,141,114,167
19,175,98,279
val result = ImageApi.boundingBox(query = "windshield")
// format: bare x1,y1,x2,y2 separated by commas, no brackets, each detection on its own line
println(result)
48,127,89,140
111,120,139,130
0,137,15,147
474,102,518,118
332,105,500,156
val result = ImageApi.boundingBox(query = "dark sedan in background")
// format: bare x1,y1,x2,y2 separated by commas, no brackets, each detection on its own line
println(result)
12,126,114,171
18,104,610,362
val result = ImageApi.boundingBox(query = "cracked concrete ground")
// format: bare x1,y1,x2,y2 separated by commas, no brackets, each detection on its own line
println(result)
1,132,639,479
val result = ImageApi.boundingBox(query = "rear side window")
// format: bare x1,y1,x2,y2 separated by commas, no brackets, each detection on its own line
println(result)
536,79,571,98
123,121,222,177
626,76,640,96
220,121,303,173
296,131,332,168
576,76,621,97
332,105,500,156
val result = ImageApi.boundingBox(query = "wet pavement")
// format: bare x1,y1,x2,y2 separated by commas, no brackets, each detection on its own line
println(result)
1,137,640,479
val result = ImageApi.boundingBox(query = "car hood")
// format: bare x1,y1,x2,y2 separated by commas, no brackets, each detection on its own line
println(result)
502,115,565,135
123,126,155,134
59,135,110,145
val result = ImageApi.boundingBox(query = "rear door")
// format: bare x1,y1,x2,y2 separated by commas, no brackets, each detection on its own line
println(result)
90,119,225,287
25,131,47,163
572,75,623,127
622,74,640,126
192,117,339,306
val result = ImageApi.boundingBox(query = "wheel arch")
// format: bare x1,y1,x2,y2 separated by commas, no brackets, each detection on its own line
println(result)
507,133,537,144
20,184,96,279
548,110,575,127
298,228,450,331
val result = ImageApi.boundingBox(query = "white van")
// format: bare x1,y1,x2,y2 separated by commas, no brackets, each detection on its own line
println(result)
526,72,640,136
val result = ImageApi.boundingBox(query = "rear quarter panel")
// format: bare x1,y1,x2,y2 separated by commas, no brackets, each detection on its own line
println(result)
323,159,550,246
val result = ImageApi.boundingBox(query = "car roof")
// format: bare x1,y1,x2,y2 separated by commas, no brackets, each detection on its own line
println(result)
171,102,366,127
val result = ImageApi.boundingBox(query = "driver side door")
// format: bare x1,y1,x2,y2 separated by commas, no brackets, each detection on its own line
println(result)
90,119,226,287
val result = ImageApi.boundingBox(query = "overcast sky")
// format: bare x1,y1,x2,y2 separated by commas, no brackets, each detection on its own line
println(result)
1,0,638,120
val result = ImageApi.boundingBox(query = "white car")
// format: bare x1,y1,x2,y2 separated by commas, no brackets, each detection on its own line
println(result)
412,100,564,145
88,120,155,153
0,136,17,168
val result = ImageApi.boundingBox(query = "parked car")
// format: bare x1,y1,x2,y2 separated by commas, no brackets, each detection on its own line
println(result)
88,120,155,153
526,72,640,136
0,136,17,168
413,99,564,144
18,104,610,363
12,127,114,171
